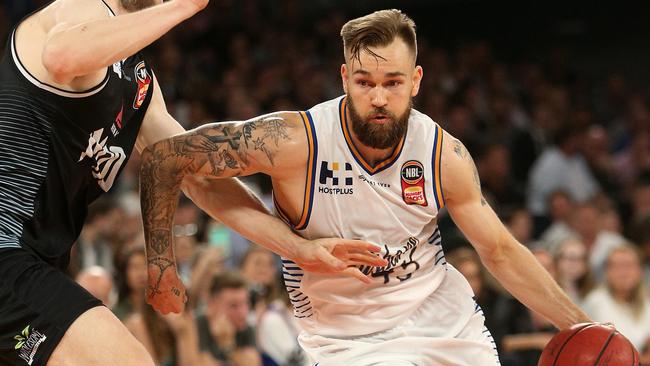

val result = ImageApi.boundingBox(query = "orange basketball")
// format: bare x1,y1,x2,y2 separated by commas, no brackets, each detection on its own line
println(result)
538,323,639,366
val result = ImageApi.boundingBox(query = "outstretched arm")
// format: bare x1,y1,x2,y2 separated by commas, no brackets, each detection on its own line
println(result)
440,130,591,330
139,111,299,314
139,92,385,313
42,0,208,83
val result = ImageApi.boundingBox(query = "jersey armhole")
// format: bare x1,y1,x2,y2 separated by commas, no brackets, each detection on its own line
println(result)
431,124,445,210
272,111,318,230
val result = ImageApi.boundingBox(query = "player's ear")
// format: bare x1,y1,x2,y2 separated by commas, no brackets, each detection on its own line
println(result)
411,65,423,97
341,63,349,94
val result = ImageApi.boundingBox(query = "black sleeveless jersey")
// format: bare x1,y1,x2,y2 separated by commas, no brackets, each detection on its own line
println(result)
0,22,154,268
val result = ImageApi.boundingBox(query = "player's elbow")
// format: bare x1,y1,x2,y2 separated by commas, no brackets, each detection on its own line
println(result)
476,230,513,268
41,44,76,84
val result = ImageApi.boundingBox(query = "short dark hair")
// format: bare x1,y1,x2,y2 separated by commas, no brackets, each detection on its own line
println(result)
340,9,417,65
209,271,247,297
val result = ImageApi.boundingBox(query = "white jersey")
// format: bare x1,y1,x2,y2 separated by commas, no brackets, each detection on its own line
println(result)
275,96,481,340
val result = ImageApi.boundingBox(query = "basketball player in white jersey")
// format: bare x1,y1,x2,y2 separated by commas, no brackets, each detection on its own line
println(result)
140,9,592,366
1,0,384,365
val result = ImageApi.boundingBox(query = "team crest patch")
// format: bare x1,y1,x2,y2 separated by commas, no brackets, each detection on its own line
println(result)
133,61,151,109
400,160,428,206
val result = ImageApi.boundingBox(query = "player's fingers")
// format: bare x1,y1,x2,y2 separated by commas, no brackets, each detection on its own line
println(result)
345,253,388,266
336,239,381,252
341,267,372,284
317,249,346,271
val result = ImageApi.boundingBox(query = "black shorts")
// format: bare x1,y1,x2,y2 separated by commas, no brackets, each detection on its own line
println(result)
0,247,102,366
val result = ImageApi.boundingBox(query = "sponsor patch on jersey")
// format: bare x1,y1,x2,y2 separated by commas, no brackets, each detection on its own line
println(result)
400,160,428,206
318,161,354,195
14,325,47,365
133,61,151,110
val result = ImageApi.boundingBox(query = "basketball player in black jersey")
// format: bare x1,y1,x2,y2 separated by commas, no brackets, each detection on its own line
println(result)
0,0,385,365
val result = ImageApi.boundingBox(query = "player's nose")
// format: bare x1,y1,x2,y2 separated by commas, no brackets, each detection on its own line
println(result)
370,87,388,108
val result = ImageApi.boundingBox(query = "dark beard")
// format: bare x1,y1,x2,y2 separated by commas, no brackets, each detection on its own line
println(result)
120,0,157,11
347,98,411,150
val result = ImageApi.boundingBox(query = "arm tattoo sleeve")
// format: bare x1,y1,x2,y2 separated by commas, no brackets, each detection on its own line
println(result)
139,116,291,290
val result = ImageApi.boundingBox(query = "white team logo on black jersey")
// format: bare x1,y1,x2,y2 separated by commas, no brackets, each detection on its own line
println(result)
78,128,126,192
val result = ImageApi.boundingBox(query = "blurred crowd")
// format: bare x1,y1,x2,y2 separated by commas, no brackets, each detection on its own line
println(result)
2,1,650,365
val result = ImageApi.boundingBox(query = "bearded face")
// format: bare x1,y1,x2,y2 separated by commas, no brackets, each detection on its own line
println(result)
347,96,411,149
119,0,158,12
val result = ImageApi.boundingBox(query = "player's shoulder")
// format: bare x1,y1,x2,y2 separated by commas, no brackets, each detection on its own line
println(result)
409,108,443,138
243,111,308,142
439,129,468,163
310,95,344,109
261,111,305,129
438,128,476,187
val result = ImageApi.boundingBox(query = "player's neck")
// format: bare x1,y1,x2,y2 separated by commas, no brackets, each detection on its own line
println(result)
348,128,397,167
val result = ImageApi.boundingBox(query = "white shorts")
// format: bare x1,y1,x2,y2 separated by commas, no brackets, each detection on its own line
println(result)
299,267,500,366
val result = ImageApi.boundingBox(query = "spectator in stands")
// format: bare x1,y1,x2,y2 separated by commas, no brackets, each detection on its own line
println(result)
196,271,261,366
76,266,115,307
552,238,595,305
569,202,627,279
527,125,600,225
113,247,148,321
503,208,534,246
499,248,557,366
240,246,280,320
629,214,650,282
72,197,121,276
257,287,309,366
126,300,204,366
478,143,524,209
582,244,650,351
188,246,227,309
540,190,575,249
447,247,509,350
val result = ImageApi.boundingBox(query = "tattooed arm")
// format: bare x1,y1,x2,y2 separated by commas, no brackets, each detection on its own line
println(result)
139,111,385,313
139,113,301,313
440,130,590,330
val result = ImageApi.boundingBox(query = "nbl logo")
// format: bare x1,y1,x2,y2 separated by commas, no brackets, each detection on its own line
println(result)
318,161,353,195
401,160,428,206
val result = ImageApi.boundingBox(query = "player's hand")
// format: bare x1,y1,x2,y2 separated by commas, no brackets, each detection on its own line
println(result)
292,238,388,283
175,0,208,14
146,258,188,314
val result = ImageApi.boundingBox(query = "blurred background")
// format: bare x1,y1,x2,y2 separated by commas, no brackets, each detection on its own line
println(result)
2,1,650,365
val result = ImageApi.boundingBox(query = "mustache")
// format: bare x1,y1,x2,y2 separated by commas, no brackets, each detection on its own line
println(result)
367,108,396,119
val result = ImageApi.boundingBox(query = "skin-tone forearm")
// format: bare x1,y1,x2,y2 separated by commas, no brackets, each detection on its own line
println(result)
443,134,590,330
182,176,308,259
140,114,386,313
139,116,297,308
43,1,201,81
482,232,590,330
